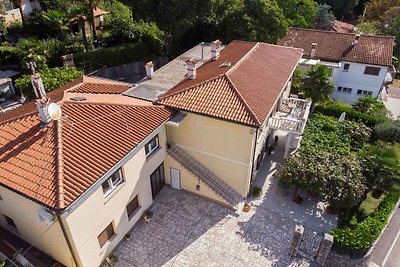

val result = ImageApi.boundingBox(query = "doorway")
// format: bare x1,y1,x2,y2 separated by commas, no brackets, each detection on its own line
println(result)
170,168,181,190
150,163,165,199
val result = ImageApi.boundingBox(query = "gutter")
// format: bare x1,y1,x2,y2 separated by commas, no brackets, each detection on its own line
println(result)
55,211,81,267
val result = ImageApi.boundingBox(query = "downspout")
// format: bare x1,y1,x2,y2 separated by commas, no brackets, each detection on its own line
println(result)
55,212,81,267
249,127,258,195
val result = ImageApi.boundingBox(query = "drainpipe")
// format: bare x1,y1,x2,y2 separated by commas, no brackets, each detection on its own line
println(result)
249,127,258,195
55,211,81,267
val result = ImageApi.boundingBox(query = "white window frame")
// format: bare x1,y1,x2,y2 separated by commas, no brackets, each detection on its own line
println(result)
145,135,159,157
102,168,124,197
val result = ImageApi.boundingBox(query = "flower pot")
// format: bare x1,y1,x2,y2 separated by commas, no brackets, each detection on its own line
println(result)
242,203,251,212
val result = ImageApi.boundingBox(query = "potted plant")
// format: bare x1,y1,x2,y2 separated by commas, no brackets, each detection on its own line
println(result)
143,210,153,223
251,186,263,197
124,233,131,241
242,203,251,212
106,254,118,267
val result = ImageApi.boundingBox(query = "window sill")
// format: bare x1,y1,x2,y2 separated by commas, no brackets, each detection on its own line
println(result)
104,182,126,204
146,146,162,161
128,206,142,221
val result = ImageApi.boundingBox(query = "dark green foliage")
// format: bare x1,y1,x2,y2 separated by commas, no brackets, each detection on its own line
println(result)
15,66,83,99
314,101,389,127
303,64,335,107
316,0,358,19
291,68,304,95
374,120,400,143
315,4,336,30
251,186,263,197
331,186,400,253
74,42,152,68
277,0,318,28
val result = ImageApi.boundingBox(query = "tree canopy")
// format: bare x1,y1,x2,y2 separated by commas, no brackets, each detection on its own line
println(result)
303,64,335,108
316,0,358,19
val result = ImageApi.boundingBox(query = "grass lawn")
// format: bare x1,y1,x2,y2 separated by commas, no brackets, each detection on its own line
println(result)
359,192,384,217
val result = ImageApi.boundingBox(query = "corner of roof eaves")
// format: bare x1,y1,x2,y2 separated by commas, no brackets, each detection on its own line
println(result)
56,119,65,209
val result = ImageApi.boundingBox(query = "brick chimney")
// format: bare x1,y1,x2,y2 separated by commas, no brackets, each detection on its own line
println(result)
211,39,222,61
311,43,317,58
186,58,197,79
352,34,360,46
61,54,75,67
145,61,154,79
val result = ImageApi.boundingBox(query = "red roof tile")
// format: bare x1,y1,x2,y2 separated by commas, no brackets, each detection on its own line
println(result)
0,79,172,209
157,41,303,126
278,28,394,66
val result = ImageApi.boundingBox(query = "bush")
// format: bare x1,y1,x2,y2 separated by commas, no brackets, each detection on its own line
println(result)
374,120,400,143
251,186,263,197
331,186,400,254
314,101,387,127
74,42,153,68
15,66,83,99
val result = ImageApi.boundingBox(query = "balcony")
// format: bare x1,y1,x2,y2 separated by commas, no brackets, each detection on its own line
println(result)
268,97,311,134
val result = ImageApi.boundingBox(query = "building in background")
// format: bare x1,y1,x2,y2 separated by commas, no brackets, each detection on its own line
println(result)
0,0,41,25
279,28,395,103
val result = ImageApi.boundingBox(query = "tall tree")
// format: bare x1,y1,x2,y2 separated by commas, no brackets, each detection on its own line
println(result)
315,4,336,30
316,0,358,19
363,0,400,22
303,64,335,108
277,0,318,28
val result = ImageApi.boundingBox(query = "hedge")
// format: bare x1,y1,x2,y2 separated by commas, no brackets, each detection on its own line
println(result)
331,186,400,254
74,42,153,69
374,120,400,143
314,102,383,127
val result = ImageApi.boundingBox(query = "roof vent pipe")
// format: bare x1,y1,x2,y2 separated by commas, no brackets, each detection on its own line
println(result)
211,39,222,61
352,34,360,46
311,43,317,58
186,58,197,79
145,61,154,79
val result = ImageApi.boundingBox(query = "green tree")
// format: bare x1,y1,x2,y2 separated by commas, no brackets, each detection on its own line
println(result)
0,2,6,35
315,4,335,30
291,68,304,94
384,15,400,63
15,66,84,99
316,0,358,19
277,0,318,28
363,0,400,22
106,1,135,42
355,21,381,35
303,64,335,109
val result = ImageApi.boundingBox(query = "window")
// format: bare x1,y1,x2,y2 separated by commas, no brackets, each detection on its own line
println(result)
126,195,140,219
337,87,352,94
145,135,159,157
97,222,115,248
4,215,16,228
343,63,350,72
357,90,373,96
150,163,165,199
102,168,124,197
364,66,380,76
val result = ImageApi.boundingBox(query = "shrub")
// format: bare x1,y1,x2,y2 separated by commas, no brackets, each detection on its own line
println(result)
331,186,400,254
374,120,400,143
74,42,153,68
251,186,263,197
15,66,83,99
314,101,387,127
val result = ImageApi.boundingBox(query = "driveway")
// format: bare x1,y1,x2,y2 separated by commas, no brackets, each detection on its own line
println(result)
111,133,336,267
383,81,400,119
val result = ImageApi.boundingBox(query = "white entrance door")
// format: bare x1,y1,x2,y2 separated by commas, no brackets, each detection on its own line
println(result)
170,168,181,190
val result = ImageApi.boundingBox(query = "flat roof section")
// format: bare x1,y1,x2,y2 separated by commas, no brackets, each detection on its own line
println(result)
123,43,217,101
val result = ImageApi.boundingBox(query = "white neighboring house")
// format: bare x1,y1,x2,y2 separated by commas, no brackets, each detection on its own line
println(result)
279,28,395,103
1,0,41,24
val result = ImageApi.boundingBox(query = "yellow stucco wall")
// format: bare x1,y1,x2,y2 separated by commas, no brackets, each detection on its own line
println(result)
62,126,167,267
0,187,74,266
167,113,255,197
164,155,230,207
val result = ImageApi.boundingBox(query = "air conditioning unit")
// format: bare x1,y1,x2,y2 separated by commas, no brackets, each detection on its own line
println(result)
37,210,55,226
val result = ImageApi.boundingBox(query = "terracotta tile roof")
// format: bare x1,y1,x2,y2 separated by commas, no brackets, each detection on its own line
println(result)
278,28,394,66
0,79,172,209
333,20,355,34
68,83,130,94
157,41,303,126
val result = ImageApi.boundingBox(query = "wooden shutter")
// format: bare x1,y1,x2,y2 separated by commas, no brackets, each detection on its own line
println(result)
126,196,139,218
98,223,114,247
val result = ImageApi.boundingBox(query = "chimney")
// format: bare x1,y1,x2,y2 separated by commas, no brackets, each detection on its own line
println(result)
145,61,154,79
352,34,360,46
61,54,75,67
186,58,197,79
311,43,317,58
30,71,51,123
211,39,222,61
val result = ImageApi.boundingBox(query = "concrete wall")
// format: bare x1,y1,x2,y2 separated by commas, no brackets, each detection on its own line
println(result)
62,126,167,267
166,113,254,197
0,187,74,266
164,155,230,207
332,61,388,103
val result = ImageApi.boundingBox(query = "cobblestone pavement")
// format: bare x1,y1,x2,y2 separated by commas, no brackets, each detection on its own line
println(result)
112,187,323,267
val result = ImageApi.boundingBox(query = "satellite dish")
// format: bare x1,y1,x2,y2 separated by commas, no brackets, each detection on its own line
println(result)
48,102,62,121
